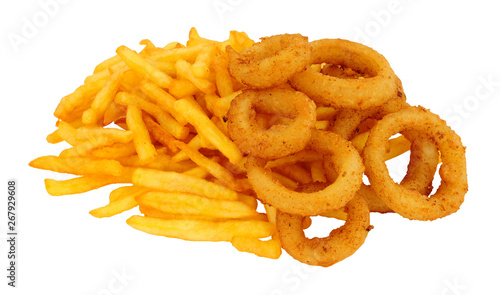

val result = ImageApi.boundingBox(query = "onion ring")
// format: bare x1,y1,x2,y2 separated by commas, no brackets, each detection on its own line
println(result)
359,130,440,213
227,34,311,89
227,88,316,160
290,38,399,109
329,80,407,140
246,130,364,216
275,193,371,267
363,106,468,220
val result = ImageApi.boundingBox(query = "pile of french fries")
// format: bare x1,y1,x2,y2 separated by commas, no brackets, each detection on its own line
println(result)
30,28,283,259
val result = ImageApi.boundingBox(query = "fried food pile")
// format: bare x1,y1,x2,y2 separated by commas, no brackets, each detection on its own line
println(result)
30,28,468,267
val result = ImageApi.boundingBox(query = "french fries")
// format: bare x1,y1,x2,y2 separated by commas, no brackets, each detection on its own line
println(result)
30,28,283,260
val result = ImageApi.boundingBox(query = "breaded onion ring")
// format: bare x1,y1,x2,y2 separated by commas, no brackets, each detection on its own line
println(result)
364,106,468,221
290,38,399,109
246,130,364,216
227,88,316,160
357,131,440,213
329,93,408,140
276,193,371,267
227,34,311,89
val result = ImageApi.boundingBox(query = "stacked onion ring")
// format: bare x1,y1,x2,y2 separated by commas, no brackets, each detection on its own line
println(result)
225,34,468,267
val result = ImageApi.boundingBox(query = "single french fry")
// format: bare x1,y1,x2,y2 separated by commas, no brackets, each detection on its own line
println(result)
126,215,274,241
136,191,258,219
320,209,348,221
351,131,370,154
316,106,338,120
139,205,224,221
171,135,204,163
82,68,125,125
192,45,217,79
139,80,188,125
102,101,127,125
213,90,242,118
149,60,176,77
264,204,277,225
75,126,134,143
227,30,255,52
132,168,239,201
315,120,330,130
46,130,64,144
173,140,243,191
237,193,258,210
117,153,197,172
187,27,218,47
351,132,411,161
29,156,124,176
116,45,173,88
174,98,242,164
142,113,179,153
89,186,149,218
384,135,412,161
168,79,200,98
175,59,216,94
109,185,150,202
231,237,281,259
150,44,205,63
89,193,138,218
182,166,210,179
310,160,327,183
47,120,78,146
89,142,136,159
116,91,189,139
271,171,298,190
265,150,323,169
272,164,313,185
212,53,234,98
126,105,157,163
94,55,122,74
44,172,132,196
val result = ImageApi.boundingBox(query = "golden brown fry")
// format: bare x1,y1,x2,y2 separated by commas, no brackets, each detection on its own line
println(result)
116,91,189,140
126,105,157,163
139,80,188,125
231,237,282,259
136,191,258,219
132,168,239,201
174,98,242,164
116,45,173,88
29,156,124,176
175,59,216,94
126,215,274,241
82,68,125,125
142,113,179,153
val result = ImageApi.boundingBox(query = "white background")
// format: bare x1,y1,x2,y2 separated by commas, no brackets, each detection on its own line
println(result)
1,0,499,294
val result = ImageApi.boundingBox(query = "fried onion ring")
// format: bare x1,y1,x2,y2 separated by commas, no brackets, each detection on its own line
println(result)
290,38,399,109
227,34,311,89
246,130,364,216
276,193,371,267
330,96,408,140
227,88,316,160
364,106,468,220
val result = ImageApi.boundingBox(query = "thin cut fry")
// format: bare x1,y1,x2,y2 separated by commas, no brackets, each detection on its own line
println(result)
126,215,274,241
29,156,124,176
174,98,242,164
116,45,173,88
136,191,258,219
126,105,157,163
132,168,239,201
